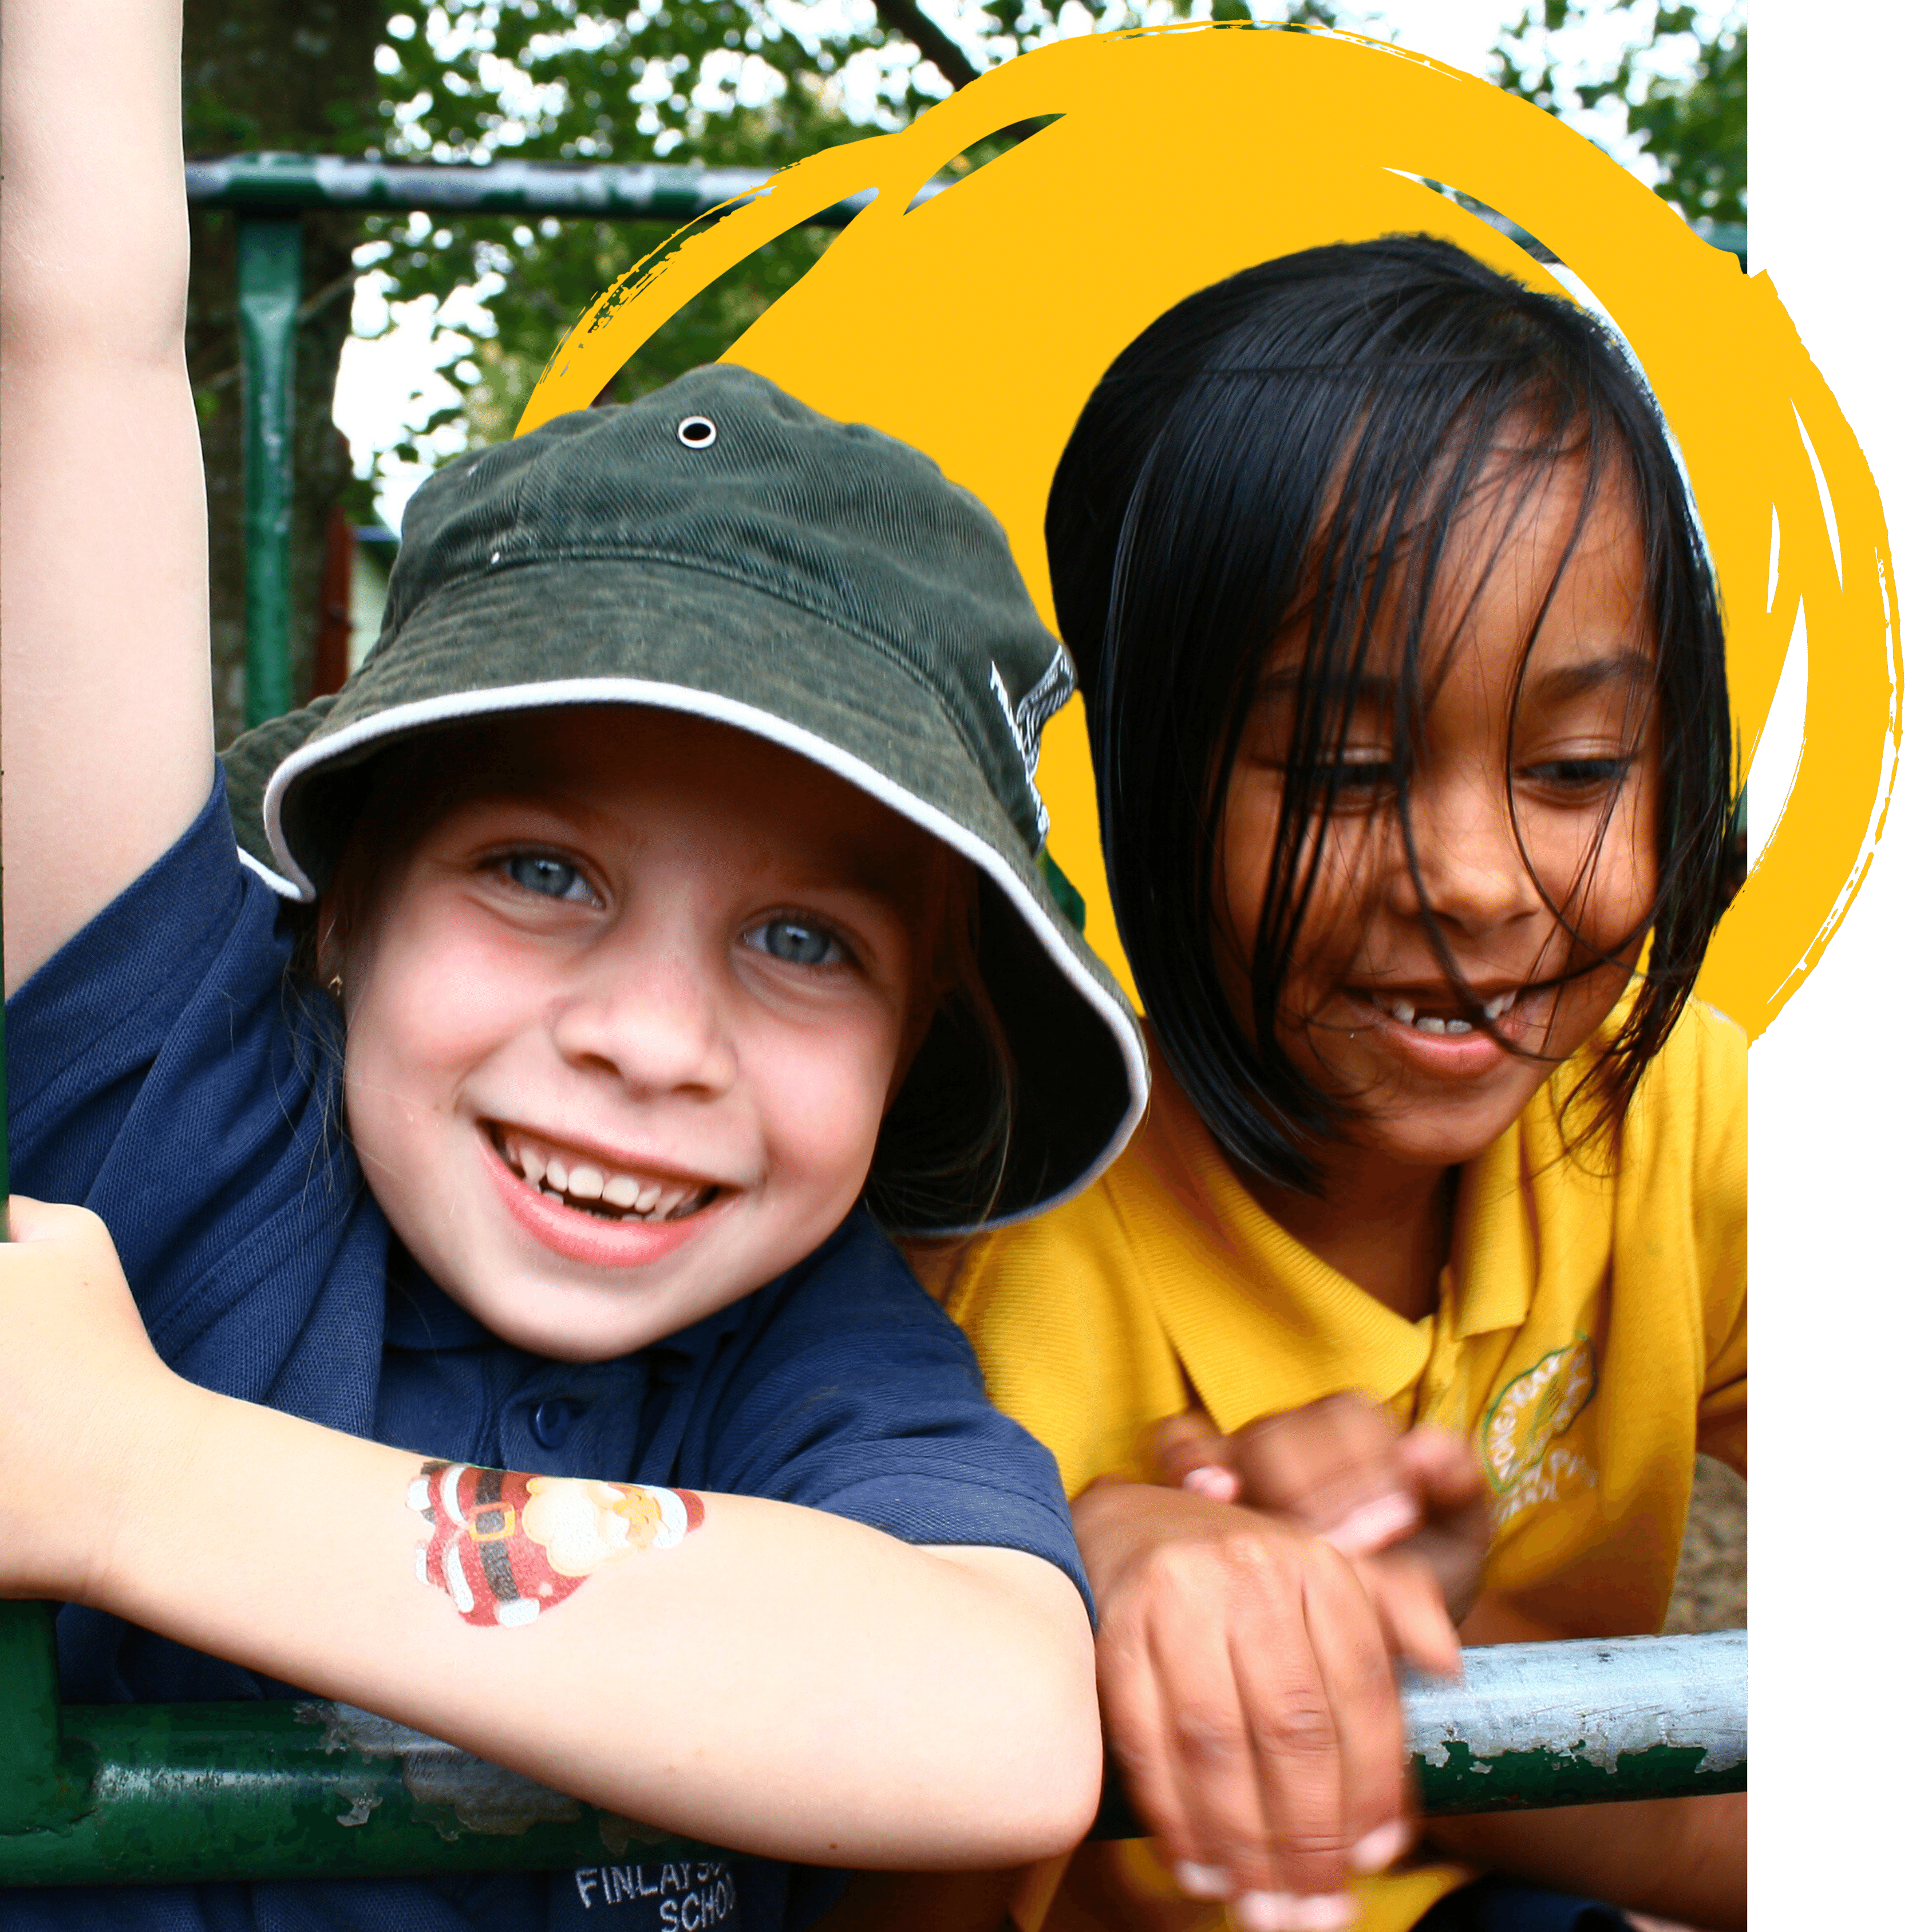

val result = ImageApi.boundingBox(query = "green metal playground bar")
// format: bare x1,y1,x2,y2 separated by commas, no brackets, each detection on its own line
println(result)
0,157,1748,1887
0,1623,1744,1884
184,152,923,223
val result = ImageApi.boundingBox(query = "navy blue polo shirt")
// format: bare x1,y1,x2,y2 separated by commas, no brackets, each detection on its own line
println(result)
3,772,1090,1932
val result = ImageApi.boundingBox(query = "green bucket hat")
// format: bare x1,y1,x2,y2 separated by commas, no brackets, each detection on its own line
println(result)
222,363,1147,1232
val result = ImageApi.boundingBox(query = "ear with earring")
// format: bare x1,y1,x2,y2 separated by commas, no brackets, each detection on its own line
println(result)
327,975,345,1002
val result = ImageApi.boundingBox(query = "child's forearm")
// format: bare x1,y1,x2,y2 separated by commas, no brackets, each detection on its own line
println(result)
85,1379,1100,1867
1425,1793,1744,1931
1,0,214,987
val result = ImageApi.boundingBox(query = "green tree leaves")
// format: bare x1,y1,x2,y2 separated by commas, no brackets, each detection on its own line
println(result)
1492,2,1744,226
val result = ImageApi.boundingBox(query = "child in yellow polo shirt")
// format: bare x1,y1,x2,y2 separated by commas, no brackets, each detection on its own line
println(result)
922,238,1745,1932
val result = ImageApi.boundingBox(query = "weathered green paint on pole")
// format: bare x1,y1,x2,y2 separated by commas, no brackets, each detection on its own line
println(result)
0,1633,1744,1883
185,153,931,227
1401,1629,1747,1815
237,215,303,728
0,1701,721,1886
0,1606,82,1838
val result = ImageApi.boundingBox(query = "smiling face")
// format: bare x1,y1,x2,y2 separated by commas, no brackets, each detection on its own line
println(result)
328,708,953,1361
1220,456,1661,1178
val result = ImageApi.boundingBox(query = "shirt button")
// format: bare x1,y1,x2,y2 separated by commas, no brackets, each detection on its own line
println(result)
531,1397,584,1450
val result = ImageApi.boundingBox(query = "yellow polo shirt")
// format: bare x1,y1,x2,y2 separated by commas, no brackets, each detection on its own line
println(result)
923,1001,1746,1932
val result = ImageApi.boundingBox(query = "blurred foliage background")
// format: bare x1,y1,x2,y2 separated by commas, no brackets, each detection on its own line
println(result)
180,0,1744,735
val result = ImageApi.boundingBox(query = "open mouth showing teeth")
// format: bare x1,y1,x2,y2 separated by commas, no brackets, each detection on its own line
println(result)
1367,989,1518,1036
491,1127,722,1224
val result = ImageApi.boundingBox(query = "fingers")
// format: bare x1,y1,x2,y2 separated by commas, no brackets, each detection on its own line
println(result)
1232,1395,1418,1552
1394,1426,1487,1513
1092,1543,1260,1897
1155,1410,1243,1502
0,1196,163,1603
1096,1540,1254,1873
1295,1543,1408,1850
1092,1508,1411,1931
1243,1538,1411,1890
3,1192,111,1247
1358,1547,1463,1681
1147,1543,1354,1913
1388,1429,1492,1622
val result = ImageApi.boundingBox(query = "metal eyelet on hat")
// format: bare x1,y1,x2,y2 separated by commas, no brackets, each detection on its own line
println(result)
676,415,718,449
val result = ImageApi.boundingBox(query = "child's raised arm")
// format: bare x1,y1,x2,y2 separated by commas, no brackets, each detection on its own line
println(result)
2,0,215,990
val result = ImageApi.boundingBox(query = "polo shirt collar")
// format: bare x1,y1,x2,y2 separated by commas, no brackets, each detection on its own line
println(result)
1129,1056,1534,1433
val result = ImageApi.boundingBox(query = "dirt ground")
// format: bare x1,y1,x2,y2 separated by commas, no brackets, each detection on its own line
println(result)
1662,1455,1747,1632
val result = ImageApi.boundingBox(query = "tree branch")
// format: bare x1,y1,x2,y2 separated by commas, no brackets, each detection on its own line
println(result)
872,0,981,93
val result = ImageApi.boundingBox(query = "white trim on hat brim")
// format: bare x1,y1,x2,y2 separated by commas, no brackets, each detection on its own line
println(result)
238,844,304,899
255,676,1150,1231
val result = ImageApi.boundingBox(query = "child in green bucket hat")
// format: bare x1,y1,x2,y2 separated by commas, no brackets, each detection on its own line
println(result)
0,5,1143,1927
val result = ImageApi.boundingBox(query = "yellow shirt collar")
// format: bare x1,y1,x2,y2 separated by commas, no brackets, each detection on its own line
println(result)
1124,1051,1554,1432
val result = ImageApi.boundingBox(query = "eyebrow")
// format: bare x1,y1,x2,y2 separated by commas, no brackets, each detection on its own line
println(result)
1255,667,1396,703
1254,651,1656,708
1522,650,1657,704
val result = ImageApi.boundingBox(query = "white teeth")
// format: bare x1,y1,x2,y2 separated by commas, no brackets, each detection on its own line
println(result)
502,1130,709,1223
1378,991,1515,1031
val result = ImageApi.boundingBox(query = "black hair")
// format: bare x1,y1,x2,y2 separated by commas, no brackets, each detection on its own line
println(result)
1047,235,1732,1192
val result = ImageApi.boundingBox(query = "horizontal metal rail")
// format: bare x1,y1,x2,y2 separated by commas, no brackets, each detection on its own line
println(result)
181,153,1745,262
0,1631,1744,1884
184,153,942,225
1396,1626,1745,1816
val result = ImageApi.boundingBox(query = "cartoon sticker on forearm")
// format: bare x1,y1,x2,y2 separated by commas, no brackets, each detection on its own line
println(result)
410,1461,705,1627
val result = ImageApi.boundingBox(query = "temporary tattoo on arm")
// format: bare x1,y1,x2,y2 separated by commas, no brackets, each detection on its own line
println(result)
410,1462,705,1627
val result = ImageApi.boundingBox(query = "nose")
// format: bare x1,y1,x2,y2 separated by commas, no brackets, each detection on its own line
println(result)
1389,767,1545,942
547,919,737,1100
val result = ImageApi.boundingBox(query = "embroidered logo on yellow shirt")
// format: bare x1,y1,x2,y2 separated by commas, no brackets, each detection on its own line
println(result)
1482,1337,1597,1526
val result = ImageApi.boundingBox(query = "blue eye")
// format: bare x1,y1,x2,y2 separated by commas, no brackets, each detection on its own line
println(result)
503,853,592,901
746,919,843,967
